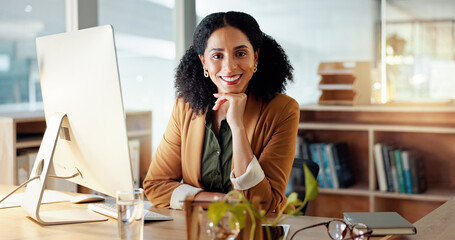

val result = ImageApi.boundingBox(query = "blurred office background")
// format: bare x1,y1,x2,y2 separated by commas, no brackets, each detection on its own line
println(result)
0,0,454,153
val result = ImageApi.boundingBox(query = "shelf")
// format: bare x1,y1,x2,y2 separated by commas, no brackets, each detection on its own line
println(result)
127,129,152,138
319,183,370,197
0,111,152,188
319,69,354,75
16,139,42,149
299,122,455,133
297,106,454,221
294,183,370,197
300,104,455,113
373,189,454,202
319,84,354,90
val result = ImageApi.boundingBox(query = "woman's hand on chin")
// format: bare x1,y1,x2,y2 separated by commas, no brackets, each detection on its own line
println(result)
213,93,247,129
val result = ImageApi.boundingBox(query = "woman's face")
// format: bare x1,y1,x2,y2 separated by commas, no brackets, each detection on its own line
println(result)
199,26,259,94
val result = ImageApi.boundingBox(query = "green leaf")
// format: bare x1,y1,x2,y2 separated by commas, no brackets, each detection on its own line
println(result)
303,163,319,202
207,202,230,225
285,204,293,213
230,204,247,229
286,192,298,204
228,212,240,230
259,209,266,217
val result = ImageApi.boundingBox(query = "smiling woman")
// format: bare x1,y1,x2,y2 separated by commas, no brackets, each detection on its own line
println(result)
199,26,258,95
143,11,299,214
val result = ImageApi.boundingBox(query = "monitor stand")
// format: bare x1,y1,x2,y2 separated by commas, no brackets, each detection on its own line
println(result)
21,112,108,225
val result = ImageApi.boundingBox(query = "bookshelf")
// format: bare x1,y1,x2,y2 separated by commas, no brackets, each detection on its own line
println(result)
0,110,152,190
299,104,455,223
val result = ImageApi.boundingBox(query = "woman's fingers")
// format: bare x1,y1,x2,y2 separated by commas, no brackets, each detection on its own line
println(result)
212,97,227,110
213,93,247,127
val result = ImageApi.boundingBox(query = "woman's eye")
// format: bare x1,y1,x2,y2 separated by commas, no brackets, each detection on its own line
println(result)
236,51,247,57
212,54,222,59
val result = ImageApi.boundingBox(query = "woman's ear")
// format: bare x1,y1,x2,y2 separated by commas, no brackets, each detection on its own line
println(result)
198,55,205,69
254,49,260,65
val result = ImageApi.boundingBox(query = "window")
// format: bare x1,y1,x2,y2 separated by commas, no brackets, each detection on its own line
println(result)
98,0,176,152
385,0,455,103
0,0,176,153
0,0,65,112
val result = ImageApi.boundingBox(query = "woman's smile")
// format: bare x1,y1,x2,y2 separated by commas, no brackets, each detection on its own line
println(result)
219,74,242,85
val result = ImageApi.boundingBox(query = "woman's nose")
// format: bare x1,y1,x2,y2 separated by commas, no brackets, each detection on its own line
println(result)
222,56,237,71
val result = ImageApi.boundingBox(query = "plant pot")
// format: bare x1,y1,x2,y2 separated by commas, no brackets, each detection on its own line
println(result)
261,225,288,240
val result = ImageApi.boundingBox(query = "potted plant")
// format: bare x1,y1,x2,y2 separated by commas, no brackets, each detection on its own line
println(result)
207,163,319,240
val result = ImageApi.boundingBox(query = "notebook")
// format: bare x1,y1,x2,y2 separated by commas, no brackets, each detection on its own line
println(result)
343,212,416,236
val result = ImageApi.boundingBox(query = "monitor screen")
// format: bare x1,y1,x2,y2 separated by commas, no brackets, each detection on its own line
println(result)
34,25,134,198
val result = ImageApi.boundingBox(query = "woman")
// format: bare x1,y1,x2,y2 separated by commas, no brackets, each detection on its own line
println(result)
143,11,299,214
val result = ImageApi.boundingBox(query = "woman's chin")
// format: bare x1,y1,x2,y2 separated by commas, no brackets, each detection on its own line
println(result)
218,85,248,94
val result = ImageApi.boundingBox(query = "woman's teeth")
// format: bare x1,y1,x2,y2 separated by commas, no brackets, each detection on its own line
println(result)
220,75,240,82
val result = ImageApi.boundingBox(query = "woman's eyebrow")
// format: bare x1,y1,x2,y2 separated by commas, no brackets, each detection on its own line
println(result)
209,48,224,52
234,45,249,50
209,45,249,53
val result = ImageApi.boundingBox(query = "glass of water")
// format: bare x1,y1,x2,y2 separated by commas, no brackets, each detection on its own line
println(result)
116,188,144,240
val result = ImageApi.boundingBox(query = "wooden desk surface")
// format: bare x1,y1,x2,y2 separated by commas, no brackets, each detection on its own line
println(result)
384,197,455,240
5,184,451,240
0,185,336,240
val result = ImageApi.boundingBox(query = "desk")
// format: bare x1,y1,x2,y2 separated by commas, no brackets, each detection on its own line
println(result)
385,197,455,240
0,185,334,239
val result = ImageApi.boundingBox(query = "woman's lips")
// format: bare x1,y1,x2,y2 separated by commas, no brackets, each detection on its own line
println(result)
220,74,241,85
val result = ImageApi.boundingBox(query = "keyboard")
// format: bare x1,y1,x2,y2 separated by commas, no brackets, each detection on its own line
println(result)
88,200,173,221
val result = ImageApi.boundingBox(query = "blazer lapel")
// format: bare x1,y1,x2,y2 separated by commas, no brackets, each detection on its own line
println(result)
186,112,205,187
243,94,262,144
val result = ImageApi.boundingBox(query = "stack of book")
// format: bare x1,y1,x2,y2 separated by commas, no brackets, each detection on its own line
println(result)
300,141,355,189
374,143,427,194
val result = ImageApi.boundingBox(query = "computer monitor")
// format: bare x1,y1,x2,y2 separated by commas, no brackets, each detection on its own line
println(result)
22,25,134,225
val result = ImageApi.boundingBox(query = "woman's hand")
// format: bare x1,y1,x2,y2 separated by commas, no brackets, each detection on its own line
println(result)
213,93,247,129
213,92,253,177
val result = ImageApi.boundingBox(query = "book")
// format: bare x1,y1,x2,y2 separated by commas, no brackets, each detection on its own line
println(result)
400,150,414,194
296,135,312,162
320,143,338,188
343,212,417,236
374,143,387,192
381,145,394,192
388,148,399,192
331,142,354,188
301,139,312,162
309,143,327,188
319,143,333,188
409,156,427,193
393,149,406,193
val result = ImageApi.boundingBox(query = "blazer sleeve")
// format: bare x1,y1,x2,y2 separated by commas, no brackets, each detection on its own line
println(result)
240,97,300,213
143,99,184,207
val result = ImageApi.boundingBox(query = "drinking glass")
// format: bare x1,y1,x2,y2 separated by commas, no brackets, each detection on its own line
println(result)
116,188,144,240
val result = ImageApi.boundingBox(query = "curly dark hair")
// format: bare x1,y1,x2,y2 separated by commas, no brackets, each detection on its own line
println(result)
175,11,293,115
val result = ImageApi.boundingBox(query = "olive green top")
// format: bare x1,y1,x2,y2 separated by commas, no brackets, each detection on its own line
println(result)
200,107,233,193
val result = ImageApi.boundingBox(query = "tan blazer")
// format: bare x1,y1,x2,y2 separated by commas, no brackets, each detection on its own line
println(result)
143,93,300,213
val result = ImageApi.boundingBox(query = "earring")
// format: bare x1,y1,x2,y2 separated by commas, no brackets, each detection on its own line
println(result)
253,64,258,73
204,69,209,78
